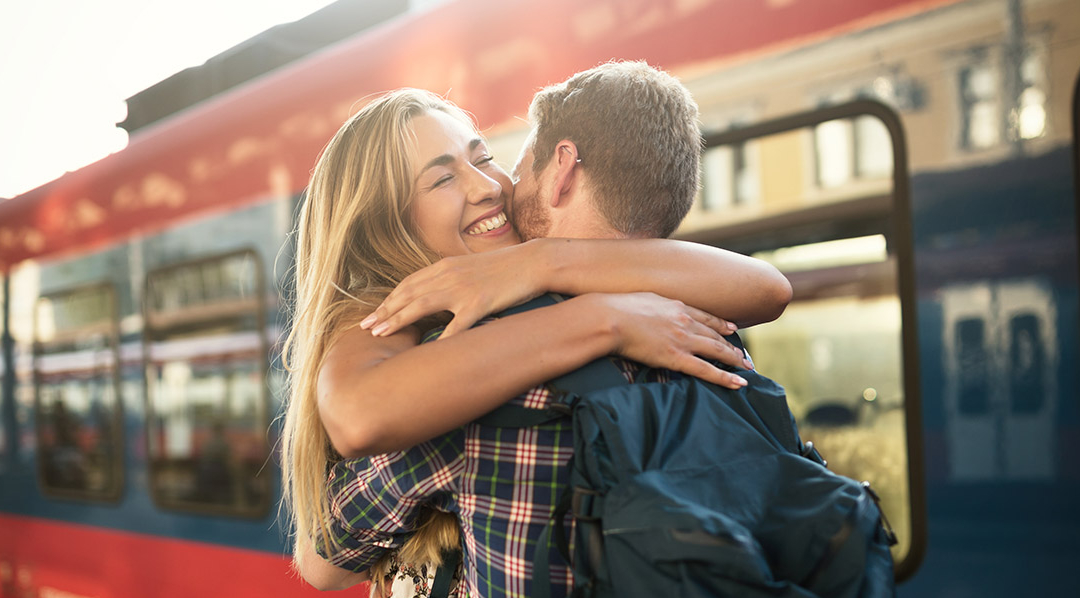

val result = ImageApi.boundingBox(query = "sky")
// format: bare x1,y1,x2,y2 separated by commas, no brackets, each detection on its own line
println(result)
0,0,343,199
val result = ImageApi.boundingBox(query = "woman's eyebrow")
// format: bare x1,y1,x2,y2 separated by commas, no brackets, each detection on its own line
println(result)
416,138,485,178
418,154,455,177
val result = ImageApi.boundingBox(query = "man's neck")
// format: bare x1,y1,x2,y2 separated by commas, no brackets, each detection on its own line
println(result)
558,222,625,239
548,197,627,239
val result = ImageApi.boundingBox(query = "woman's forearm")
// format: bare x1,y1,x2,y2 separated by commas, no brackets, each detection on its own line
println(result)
533,238,792,327
320,294,619,458
295,533,370,591
321,289,745,458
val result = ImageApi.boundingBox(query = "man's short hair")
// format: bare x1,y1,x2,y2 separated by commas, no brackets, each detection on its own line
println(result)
527,61,702,238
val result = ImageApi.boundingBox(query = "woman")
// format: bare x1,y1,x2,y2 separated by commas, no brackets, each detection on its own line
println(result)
281,88,790,596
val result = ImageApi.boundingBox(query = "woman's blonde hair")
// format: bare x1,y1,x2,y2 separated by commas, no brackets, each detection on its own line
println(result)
280,89,470,590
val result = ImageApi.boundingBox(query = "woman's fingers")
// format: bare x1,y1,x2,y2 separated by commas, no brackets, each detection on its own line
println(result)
368,295,442,337
679,326,749,371
686,319,755,370
660,326,750,389
670,356,748,389
686,305,737,337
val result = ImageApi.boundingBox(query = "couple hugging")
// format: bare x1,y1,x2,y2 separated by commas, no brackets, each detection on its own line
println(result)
281,61,793,598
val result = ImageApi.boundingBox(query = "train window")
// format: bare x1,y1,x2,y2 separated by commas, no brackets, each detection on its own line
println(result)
143,250,270,517
1008,314,1044,414
681,101,923,579
956,318,990,415
33,284,123,500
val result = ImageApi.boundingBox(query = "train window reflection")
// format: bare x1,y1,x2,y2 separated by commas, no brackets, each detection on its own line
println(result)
33,284,123,500
144,250,270,517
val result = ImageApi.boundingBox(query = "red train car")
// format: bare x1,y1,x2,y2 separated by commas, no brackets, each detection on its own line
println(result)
2,0,1078,596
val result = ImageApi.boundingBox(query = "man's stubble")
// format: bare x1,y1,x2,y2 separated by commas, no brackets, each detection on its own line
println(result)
510,185,551,242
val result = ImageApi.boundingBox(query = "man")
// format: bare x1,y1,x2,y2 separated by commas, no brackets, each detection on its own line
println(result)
300,61,788,597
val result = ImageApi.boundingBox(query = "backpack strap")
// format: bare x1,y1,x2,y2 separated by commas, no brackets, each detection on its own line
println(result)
430,546,462,598
473,294,631,428
495,293,632,393
532,486,576,598
473,357,628,428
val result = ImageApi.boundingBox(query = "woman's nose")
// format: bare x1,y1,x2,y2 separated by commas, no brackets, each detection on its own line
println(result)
466,168,503,204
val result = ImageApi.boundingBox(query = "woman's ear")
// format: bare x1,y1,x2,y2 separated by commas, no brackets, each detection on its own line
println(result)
549,140,581,208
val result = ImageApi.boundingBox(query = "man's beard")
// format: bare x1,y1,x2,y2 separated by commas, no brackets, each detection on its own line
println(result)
510,187,551,241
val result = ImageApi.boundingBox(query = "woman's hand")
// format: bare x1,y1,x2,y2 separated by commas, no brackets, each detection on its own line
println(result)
362,243,547,338
593,292,753,389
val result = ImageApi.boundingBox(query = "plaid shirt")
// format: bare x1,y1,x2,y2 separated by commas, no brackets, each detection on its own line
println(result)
322,377,576,598
321,342,673,598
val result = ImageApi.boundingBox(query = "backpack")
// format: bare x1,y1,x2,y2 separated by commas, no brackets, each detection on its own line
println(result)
469,294,898,598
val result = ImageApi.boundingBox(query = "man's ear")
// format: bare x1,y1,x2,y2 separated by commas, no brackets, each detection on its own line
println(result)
549,140,581,208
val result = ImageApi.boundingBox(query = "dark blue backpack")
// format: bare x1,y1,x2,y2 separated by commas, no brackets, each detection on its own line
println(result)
475,295,898,598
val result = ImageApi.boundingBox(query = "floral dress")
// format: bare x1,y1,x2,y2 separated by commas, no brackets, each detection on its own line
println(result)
369,552,462,598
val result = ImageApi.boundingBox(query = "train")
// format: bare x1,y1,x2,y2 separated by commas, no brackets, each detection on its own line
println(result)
1,0,1077,596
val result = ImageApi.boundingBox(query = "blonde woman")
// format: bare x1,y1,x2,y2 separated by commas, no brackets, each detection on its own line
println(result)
283,78,789,597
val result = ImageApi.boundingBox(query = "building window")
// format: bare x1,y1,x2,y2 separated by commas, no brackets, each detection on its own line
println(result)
701,119,760,212
144,250,270,516
702,142,759,211
1017,51,1047,140
959,63,1001,150
813,112,892,188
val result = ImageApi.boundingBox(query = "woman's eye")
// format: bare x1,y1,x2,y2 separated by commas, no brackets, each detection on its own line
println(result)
475,156,494,167
431,175,453,189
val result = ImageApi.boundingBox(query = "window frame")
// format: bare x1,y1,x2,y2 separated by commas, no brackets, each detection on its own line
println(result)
1072,68,1079,299
686,99,925,581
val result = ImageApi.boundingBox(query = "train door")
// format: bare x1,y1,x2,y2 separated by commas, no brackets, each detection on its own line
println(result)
941,280,1057,480
680,100,923,578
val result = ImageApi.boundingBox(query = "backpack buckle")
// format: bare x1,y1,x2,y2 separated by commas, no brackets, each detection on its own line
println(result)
550,401,573,416
572,487,603,521
801,440,827,467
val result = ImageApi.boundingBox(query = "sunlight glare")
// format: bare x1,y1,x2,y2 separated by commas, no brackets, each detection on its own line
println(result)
0,0,339,199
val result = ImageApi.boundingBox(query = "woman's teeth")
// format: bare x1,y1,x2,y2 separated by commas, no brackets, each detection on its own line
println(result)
467,212,507,235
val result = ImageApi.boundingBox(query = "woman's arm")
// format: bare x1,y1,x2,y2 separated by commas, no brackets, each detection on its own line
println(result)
364,238,791,338
294,533,370,592
540,238,792,326
320,292,745,459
